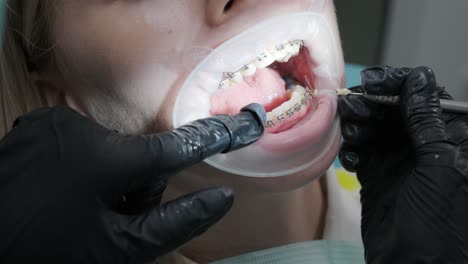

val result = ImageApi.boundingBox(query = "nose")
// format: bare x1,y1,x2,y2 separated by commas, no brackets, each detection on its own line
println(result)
206,0,235,25
206,0,300,26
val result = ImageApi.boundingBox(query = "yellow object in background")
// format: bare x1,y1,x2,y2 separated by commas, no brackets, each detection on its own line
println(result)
336,169,361,192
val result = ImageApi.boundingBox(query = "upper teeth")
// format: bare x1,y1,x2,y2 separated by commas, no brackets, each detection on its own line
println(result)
287,40,302,53
218,40,304,90
227,71,243,84
254,52,275,68
240,64,256,77
272,44,289,61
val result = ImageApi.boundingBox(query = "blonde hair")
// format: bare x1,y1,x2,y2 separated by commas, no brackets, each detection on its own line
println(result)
0,0,54,137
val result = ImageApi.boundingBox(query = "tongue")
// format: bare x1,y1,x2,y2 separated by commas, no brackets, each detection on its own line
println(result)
210,68,288,116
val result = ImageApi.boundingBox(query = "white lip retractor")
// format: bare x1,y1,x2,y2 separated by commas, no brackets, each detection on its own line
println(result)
173,11,341,177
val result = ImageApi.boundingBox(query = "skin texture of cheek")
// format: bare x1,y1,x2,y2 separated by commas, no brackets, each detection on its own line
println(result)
51,0,213,133
153,73,191,131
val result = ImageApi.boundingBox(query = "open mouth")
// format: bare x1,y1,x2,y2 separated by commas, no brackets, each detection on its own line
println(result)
210,40,318,134
172,12,343,177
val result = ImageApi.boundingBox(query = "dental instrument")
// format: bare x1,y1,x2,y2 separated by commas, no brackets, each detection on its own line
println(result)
337,86,468,114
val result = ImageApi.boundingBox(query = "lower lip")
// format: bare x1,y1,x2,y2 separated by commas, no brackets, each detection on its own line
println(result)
258,89,336,152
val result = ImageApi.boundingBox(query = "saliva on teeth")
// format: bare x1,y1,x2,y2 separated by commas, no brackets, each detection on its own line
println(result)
217,39,304,90
265,85,314,129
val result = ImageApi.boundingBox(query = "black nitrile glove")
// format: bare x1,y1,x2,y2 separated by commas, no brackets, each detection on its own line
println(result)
338,65,468,263
0,103,265,264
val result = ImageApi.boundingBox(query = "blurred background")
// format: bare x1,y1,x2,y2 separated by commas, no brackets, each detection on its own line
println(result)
335,0,468,101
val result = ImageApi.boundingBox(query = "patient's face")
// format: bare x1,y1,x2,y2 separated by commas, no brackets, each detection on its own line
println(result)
51,0,344,191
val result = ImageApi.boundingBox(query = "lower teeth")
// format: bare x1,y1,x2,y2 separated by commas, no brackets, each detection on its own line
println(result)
265,85,314,129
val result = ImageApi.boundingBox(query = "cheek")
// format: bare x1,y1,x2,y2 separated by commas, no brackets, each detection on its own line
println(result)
152,72,191,132
54,34,210,133
121,62,181,118
52,1,210,132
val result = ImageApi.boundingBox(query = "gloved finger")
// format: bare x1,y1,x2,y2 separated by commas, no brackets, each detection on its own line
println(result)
108,103,265,193
339,142,369,173
111,187,234,262
341,120,379,146
339,84,390,122
436,85,453,100
362,65,451,99
446,116,468,153
361,65,411,95
219,103,267,153
435,85,467,129
401,67,451,149
144,103,265,172
118,179,168,214
339,94,373,121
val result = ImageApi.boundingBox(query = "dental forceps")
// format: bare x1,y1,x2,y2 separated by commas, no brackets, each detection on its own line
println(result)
337,86,468,114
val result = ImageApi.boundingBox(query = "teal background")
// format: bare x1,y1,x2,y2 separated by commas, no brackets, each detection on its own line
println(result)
344,64,365,87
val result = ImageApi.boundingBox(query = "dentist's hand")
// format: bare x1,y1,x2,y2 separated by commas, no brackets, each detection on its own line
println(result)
338,66,468,263
0,104,265,264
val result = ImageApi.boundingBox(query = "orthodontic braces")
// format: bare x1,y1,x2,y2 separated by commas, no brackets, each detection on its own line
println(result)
218,39,304,90
265,87,315,128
